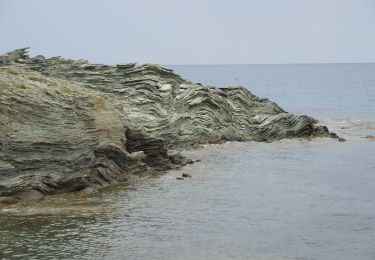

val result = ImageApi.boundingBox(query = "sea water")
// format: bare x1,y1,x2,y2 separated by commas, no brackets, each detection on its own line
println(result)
1,63,374,260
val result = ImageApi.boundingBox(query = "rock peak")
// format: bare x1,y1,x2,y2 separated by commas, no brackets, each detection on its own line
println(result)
0,47,30,63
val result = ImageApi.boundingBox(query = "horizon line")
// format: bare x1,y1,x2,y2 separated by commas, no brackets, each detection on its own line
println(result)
166,62,375,66
2,48,374,66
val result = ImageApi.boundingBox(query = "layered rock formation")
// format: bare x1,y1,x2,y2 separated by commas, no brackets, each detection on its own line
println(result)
0,48,339,202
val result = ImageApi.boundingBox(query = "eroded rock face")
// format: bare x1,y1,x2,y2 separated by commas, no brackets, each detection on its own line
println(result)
0,48,337,202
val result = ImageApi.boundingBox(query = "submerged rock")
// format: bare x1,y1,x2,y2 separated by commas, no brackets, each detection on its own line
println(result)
0,48,337,202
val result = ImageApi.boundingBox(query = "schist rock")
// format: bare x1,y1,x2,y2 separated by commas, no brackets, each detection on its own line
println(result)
0,48,340,202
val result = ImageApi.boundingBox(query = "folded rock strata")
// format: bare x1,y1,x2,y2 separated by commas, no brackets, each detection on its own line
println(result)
0,48,339,202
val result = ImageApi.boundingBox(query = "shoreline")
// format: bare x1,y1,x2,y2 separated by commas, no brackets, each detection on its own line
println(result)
1,132,370,213
0,48,342,204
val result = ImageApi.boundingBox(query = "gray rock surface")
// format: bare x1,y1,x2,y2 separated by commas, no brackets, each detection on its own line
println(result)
0,48,339,202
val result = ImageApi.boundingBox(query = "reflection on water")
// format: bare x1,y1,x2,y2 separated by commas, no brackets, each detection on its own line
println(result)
1,136,375,259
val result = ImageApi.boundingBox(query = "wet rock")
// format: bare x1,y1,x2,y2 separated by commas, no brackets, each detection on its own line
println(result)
182,173,192,178
329,132,346,142
176,177,184,180
0,48,341,201
186,159,194,164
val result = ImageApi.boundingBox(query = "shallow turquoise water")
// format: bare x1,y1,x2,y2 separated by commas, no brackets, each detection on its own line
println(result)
1,64,374,259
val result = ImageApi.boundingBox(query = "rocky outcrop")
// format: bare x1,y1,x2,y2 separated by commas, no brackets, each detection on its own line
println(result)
0,48,338,202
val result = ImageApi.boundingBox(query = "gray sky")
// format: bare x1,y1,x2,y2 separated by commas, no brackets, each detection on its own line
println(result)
0,0,374,64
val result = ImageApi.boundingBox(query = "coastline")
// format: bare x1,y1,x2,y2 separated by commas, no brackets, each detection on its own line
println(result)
1,61,374,259
0,48,341,204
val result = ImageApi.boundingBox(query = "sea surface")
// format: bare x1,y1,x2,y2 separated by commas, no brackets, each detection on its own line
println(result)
1,63,375,260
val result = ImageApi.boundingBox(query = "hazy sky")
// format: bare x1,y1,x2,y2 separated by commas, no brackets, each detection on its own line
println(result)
0,0,374,64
